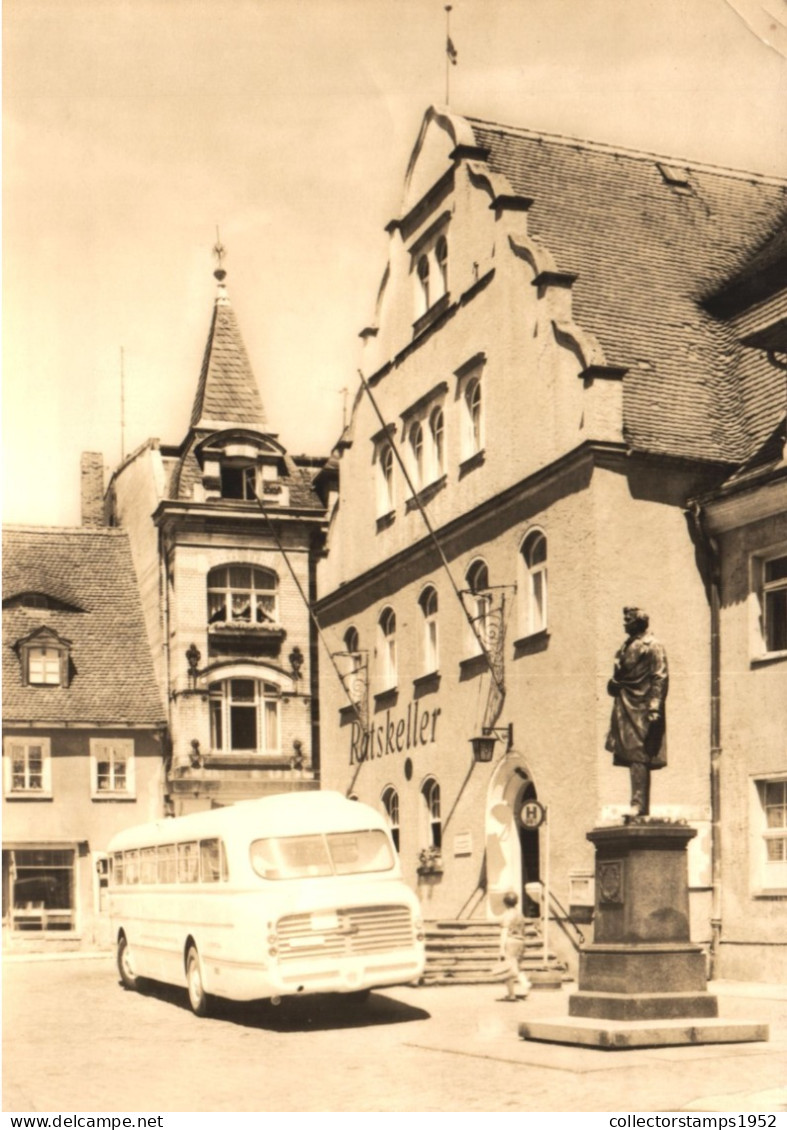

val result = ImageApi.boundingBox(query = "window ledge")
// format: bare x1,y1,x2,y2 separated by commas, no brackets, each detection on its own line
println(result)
376,510,396,533
750,889,787,899
513,629,550,654
208,623,285,636
413,671,441,691
405,475,447,512
373,687,399,708
458,449,485,479
751,650,787,666
339,702,365,722
91,794,137,802
458,653,488,678
412,292,451,338
5,793,53,802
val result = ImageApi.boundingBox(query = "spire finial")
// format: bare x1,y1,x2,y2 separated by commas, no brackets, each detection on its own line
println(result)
213,226,227,282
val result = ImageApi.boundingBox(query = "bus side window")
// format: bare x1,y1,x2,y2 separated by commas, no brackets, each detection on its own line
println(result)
158,844,176,884
125,850,140,885
112,852,124,885
140,847,157,885
177,842,199,883
199,838,224,883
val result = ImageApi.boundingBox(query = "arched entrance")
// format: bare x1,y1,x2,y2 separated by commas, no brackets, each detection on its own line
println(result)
485,754,541,919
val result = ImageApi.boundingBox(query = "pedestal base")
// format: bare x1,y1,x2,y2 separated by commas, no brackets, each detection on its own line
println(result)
569,990,718,1021
519,1017,769,1050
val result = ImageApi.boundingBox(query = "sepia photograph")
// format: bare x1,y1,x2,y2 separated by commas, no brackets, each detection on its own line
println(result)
3,0,787,1118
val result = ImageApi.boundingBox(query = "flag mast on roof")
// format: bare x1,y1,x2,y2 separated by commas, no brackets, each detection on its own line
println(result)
445,5,458,106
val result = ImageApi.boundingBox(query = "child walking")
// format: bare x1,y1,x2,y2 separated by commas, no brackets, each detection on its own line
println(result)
499,890,531,1001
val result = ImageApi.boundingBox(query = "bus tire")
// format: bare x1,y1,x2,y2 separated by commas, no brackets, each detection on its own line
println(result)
117,934,139,992
346,988,371,1003
186,945,210,1017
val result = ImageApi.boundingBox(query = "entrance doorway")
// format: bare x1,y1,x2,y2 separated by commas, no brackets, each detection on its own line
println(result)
485,755,541,919
515,777,541,917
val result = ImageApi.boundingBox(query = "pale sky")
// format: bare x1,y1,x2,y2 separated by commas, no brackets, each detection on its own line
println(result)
4,0,787,527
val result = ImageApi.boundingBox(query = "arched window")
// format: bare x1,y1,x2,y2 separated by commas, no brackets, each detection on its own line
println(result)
419,586,439,674
343,626,365,704
465,559,492,653
429,406,445,479
421,777,442,849
207,565,278,626
435,235,448,298
521,530,548,635
382,785,400,852
464,377,483,456
417,255,430,314
208,679,280,755
378,607,397,689
378,443,395,515
410,421,424,490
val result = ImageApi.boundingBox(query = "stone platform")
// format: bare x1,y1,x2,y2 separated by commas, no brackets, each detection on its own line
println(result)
519,1016,769,1050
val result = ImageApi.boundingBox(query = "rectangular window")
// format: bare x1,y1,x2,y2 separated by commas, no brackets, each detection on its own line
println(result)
763,554,787,653
5,848,75,932
177,841,199,883
761,779,787,888
28,647,62,685
199,838,228,883
139,847,158,885
158,844,177,884
3,738,52,797
90,739,135,799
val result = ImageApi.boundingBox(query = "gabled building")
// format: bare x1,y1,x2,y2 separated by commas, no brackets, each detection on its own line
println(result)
2,525,166,951
315,107,787,979
107,265,328,813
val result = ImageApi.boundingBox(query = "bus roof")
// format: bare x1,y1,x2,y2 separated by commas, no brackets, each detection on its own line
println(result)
106,791,388,852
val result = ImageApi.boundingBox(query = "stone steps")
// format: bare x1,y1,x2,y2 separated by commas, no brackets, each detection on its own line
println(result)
422,919,572,986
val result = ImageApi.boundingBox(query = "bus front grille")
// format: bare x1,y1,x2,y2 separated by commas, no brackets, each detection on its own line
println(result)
276,904,414,963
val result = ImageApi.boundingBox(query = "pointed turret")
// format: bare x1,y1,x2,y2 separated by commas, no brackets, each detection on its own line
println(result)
189,252,268,432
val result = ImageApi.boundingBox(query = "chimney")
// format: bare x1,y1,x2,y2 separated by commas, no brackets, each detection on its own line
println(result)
80,452,105,527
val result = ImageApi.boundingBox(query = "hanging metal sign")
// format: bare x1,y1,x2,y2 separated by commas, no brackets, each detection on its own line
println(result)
520,799,546,829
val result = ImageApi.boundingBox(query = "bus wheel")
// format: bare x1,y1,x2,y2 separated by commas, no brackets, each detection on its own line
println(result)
117,935,138,991
346,988,371,1004
186,945,210,1017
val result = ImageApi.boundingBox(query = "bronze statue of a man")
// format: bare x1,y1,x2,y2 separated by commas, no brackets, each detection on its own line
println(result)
605,607,668,816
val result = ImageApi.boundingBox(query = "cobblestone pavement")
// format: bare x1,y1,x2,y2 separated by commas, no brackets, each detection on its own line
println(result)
3,956,786,1113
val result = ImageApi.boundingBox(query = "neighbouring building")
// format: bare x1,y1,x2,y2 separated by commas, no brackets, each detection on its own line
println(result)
2,525,166,951
315,107,787,979
105,264,329,814
687,226,787,982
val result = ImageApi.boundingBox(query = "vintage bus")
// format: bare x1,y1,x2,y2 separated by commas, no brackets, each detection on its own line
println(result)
107,791,425,1015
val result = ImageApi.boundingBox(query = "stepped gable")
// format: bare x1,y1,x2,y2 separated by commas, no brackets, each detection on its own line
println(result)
467,116,787,466
2,526,165,725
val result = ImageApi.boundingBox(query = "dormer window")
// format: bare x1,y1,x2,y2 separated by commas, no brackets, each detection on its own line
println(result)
16,628,71,688
417,255,430,315
29,647,63,686
220,463,257,500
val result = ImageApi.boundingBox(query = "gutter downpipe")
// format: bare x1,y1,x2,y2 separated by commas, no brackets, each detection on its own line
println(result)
689,501,722,978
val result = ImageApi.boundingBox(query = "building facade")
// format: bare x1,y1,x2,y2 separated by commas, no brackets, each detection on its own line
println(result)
106,267,328,814
2,526,166,951
316,108,787,978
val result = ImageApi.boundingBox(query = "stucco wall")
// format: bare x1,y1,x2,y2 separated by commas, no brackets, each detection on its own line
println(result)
3,728,164,949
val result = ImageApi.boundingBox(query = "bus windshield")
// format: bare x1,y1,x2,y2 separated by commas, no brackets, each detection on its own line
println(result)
250,830,394,880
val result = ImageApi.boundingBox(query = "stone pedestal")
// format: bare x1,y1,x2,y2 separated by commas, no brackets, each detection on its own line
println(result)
520,821,768,1049
569,822,716,1021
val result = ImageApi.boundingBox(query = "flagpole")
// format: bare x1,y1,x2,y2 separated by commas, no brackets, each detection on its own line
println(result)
445,5,452,106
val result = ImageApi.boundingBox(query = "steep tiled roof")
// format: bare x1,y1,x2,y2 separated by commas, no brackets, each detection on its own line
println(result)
189,285,267,430
2,526,165,725
468,117,787,464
